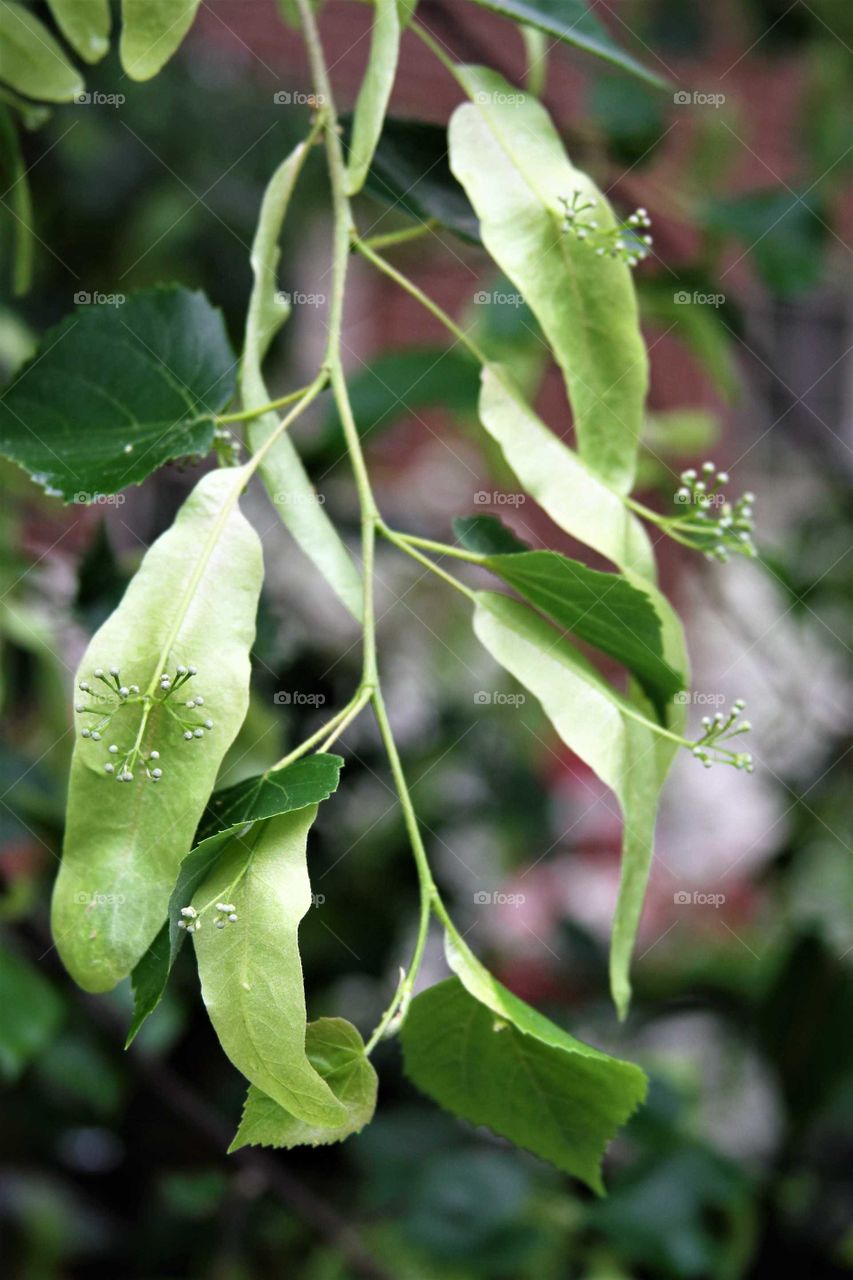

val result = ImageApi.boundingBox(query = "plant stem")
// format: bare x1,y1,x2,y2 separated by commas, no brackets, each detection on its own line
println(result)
353,236,490,367
361,220,440,251
271,687,367,771
378,522,477,601
216,384,315,425
316,685,373,753
389,529,487,565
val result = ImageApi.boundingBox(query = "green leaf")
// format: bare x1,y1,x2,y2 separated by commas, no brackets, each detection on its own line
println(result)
449,70,648,493
454,515,683,718
402,963,646,1191
127,754,344,1044
345,0,401,197
473,590,670,1018
452,513,528,555
51,466,263,993
46,0,111,64
478,364,655,576
243,146,363,621
702,188,827,296
357,117,479,242
0,287,236,503
312,346,480,457
461,0,665,86
0,1,84,102
230,1017,378,1150
120,0,201,81
0,945,64,1081
192,807,349,1128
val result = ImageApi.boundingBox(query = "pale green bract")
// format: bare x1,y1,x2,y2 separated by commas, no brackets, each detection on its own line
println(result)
0,1,83,101
192,808,350,1128
120,0,201,81
449,68,648,494
230,1018,378,1151
51,467,263,993
46,0,111,63
243,145,363,621
344,0,402,196
473,591,669,1018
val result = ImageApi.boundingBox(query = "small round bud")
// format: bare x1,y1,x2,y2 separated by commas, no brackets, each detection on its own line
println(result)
228,913,238,923
186,700,195,708
82,729,91,738
149,750,160,760
177,919,187,929
183,731,193,741
75,704,85,713
181,906,197,918
94,668,104,678
79,681,90,692
194,696,204,706
205,719,213,730
193,727,204,738
104,763,114,773
91,731,101,741
109,744,118,754
216,919,226,929
130,685,139,695
176,665,187,675
151,768,162,779
119,687,129,698
109,666,119,676
188,665,197,675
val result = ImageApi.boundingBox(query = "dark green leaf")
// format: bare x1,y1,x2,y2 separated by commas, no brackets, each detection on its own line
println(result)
455,515,684,718
402,970,646,1192
357,117,479,242
0,287,236,502
230,1017,378,1150
127,755,343,1043
462,0,666,87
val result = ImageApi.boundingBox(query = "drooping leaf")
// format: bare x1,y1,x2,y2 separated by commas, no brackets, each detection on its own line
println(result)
473,590,670,1018
454,514,683,718
126,754,344,1044
243,145,363,620
312,346,480,457
402,958,647,1191
192,808,349,1128
120,0,202,81
46,0,111,64
0,287,236,502
51,466,263,993
357,117,479,242
461,0,666,87
0,945,64,1081
230,1017,377,1150
449,69,648,493
345,0,402,197
478,364,655,576
0,1,83,101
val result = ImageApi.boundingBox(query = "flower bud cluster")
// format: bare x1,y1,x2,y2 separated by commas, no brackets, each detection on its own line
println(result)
559,190,653,267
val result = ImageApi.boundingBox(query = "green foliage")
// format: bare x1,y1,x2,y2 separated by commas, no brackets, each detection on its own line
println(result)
51,467,263,992
127,755,344,1043
345,0,402,196
402,966,646,1192
120,0,202,81
242,143,363,619
231,1017,378,1150
449,71,649,493
45,0,111,64
462,0,666,85
192,807,349,1127
454,514,684,717
0,288,235,502
0,1,83,101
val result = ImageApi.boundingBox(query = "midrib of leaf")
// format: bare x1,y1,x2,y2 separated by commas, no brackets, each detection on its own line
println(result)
146,467,247,697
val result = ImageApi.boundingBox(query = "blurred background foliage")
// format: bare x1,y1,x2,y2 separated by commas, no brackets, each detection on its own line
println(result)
0,1,851,1276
